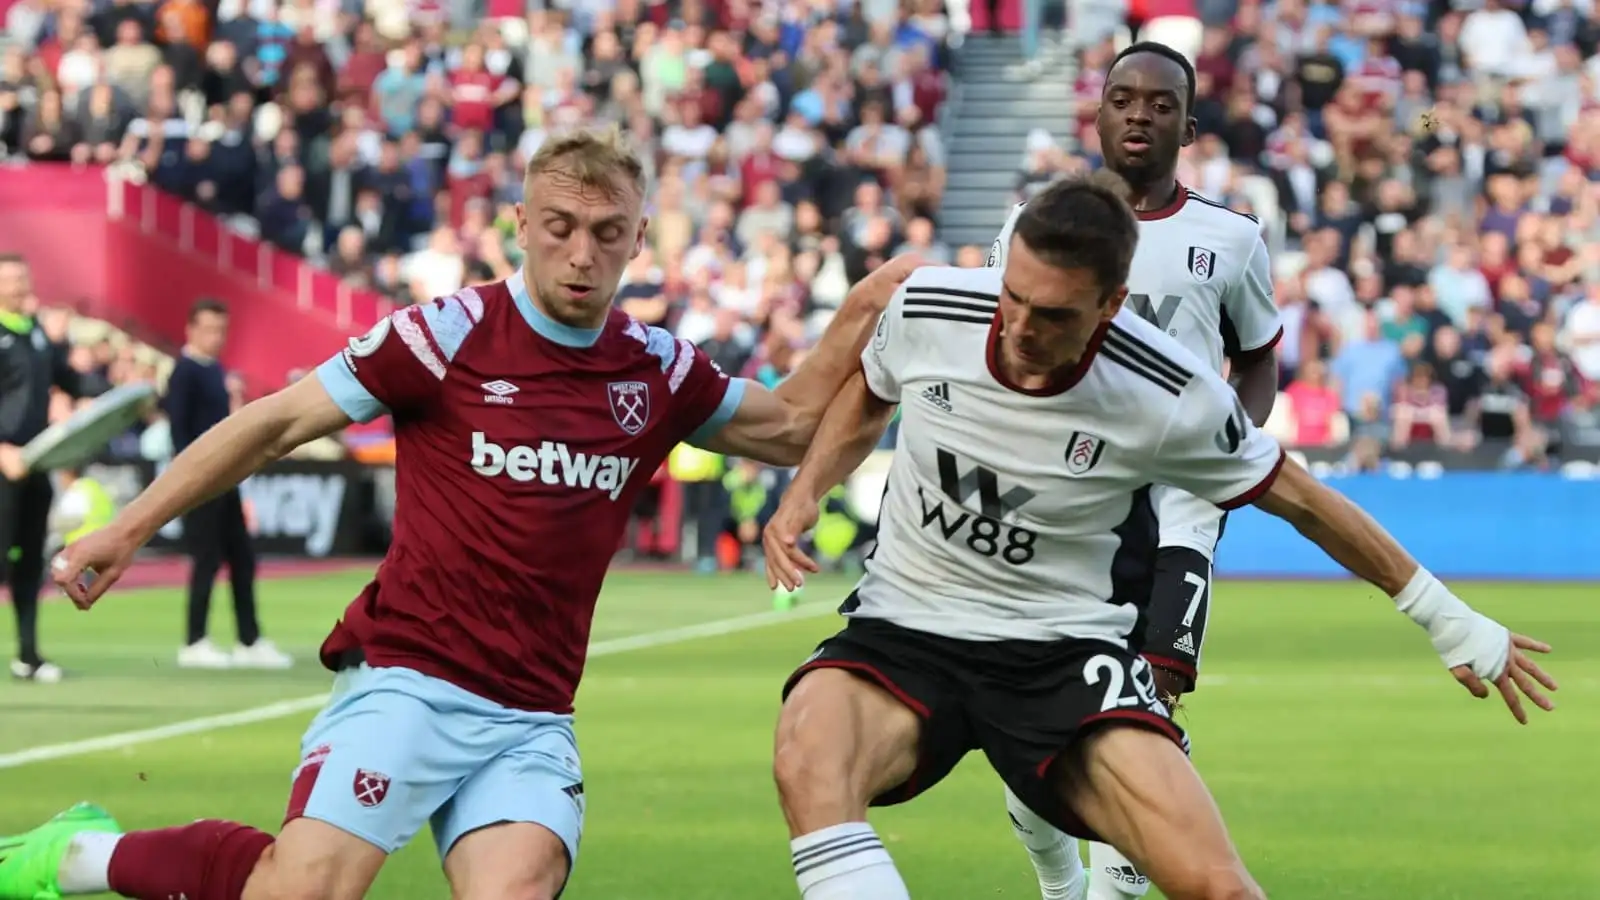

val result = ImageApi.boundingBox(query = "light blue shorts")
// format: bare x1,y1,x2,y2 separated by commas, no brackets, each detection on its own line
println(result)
283,664,584,869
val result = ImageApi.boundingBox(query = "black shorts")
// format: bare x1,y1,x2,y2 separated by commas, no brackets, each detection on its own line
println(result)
1138,545,1219,693
782,616,1187,841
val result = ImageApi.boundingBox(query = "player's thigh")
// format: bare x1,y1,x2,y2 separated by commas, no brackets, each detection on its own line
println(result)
284,664,515,856
241,817,387,900
435,717,583,900
1057,726,1261,900
775,619,970,831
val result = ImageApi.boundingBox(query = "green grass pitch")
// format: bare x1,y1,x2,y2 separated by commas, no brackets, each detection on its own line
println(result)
1,570,1596,898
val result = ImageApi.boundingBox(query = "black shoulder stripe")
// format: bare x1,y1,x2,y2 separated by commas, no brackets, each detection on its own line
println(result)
1100,346,1183,396
1106,325,1193,385
903,296,997,316
1185,190,1260,224
905,286,1000,305
903,311,994,326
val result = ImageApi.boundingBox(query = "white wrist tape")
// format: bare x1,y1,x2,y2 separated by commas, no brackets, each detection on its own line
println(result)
1394,567,1510,681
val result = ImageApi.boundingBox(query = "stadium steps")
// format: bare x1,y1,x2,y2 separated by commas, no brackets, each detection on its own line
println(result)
941,33,1080,248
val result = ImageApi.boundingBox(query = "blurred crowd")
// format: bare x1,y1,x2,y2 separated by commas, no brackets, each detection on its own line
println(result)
0,0,955,351
1018,0,1600,468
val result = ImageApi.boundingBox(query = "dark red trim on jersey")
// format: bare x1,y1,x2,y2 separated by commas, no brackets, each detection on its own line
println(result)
986,317,1110,397
1134,184,1189,221
1228,326,1284,367
411,303,450,367
282,753,324,827
451,289,481,325
1032,709,1186,778
1142,653,1198,683
1216,447,1287,511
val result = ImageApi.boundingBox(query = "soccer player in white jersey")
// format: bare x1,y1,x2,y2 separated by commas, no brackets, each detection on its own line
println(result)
758,173,1556,900
987,41,1286,900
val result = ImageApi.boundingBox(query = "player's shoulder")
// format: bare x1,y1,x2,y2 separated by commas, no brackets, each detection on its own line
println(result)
1176,188,1263,243
897,265,1001,326
985,204,1024,267
1098,308,1214,401
402,281,503,366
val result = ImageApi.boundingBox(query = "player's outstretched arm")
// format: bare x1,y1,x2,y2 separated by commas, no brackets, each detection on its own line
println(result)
50,374,351,608
1253,460,1558,723
691,255,923,466
763,370,897,590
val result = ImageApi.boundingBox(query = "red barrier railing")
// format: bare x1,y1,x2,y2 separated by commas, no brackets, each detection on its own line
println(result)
109,173,393,333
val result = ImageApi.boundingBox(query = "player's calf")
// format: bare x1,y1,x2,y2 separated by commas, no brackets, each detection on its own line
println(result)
1056,726,1264,900
773,667,921,900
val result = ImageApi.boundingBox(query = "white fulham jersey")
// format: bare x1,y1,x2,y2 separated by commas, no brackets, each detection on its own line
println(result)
854,265,1285,645
989,186,1283,373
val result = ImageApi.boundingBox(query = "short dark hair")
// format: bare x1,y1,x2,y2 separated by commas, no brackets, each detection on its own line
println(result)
188,297,228,322
1012,170,1139,302
1108,41,1197,115
0,252,27,267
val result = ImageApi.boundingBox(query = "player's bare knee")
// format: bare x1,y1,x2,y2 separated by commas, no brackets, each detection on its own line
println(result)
245,821,384,900
443,822,571,900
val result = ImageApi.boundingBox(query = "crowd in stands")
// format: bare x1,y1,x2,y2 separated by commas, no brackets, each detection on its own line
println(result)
1021,0,1600,467
5,0,1600,483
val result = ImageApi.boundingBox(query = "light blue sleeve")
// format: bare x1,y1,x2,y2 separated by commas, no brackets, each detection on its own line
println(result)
315,355,388,424
687,377,749,447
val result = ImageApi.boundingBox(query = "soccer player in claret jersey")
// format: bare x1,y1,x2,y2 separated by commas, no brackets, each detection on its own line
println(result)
761,173,1556,900
1,127,917,900
987,41,1285,900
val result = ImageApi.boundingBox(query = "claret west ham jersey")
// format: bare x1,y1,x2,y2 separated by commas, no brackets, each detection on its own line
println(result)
313,269,743,713
854,266,1285,646
990,186,1284,557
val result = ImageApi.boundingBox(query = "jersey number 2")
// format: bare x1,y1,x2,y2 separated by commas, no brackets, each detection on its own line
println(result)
1084,654,1159,713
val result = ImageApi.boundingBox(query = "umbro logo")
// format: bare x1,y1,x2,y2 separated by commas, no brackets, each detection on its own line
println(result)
920,382,952,412
482,379,519,405
1174,632,1196,655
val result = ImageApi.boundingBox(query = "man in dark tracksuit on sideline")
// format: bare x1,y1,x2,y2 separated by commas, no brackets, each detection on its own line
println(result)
0,254,96,682
164,298,291,670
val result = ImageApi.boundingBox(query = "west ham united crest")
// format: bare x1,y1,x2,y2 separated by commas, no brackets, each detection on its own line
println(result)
353,769,391,808
608,381,650,435
1065,431,1106,475
1187,247,1216,282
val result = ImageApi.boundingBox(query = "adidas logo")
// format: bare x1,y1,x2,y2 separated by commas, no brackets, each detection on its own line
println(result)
1106,865,1149,887
1173,631,1196,655
921,382,952,412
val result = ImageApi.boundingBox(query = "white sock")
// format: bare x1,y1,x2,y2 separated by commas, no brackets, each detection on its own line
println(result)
1088,841,1150,899
790,822,911,900
1005,787,1086,900
56,831,120,894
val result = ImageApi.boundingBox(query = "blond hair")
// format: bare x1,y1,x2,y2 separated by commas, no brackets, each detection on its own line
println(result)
524,126,648,198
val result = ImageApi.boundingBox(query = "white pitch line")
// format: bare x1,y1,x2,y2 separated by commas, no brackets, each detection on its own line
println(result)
0,604,834,771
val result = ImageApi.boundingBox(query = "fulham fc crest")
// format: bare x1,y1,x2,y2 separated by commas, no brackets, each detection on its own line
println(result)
608,381,650,435
353,769,391,808
1065,431,1106,475
1187,247,1217,283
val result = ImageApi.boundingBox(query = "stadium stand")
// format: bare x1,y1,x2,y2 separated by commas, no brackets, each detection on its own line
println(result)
0,0,1596,565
